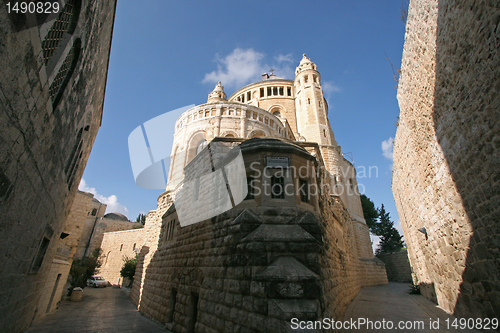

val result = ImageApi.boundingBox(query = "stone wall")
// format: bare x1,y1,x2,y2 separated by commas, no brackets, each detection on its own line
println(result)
62,191,95,258
86,218,143,257
32,190,95,322
393,0,500,318
131,139,386,332
0,1,116,331
377,250,412,283
74,198,107,259
99,229,145,287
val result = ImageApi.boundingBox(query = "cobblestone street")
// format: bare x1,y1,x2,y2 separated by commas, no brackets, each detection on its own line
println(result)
26,287,169,333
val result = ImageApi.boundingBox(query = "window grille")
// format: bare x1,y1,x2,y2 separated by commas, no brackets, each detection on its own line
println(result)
41,0,79,64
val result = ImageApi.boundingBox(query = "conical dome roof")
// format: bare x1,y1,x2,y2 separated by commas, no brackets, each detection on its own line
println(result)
296,53,317,74
207,81,227,103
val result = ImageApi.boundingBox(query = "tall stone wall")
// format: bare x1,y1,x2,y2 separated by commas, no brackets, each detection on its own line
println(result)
0,1,116,331
393,0,500,318
99,229,145,287
377,250,412,283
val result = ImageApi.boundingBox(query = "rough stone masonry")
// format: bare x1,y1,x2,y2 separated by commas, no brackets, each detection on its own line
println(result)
0,1,116,331
393,0,500,319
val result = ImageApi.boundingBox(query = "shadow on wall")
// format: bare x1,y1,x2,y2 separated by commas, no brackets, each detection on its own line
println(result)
130,245,149,307
433,1,500,319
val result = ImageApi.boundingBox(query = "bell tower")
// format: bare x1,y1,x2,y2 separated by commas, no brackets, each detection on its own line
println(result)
294,54,336,146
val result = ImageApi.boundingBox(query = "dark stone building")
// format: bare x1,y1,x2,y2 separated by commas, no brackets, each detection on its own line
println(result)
0,0,116,331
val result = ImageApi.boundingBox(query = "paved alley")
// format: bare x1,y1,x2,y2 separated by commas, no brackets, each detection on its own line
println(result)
26,287,169,333
342,282,481,333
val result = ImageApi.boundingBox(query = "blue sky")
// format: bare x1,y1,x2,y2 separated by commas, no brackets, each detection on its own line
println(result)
80,1,408,244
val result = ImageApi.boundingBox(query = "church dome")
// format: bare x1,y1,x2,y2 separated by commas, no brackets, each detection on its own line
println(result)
103,212,129,221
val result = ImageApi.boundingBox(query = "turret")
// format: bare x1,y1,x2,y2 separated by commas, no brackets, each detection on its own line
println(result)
294,54,334,146
207,81,227,103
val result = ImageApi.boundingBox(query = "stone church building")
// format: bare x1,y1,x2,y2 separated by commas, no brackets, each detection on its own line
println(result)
101,55,387,332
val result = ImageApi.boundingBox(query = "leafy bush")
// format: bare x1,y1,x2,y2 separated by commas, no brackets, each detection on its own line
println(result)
68,248,103,295
120,256,137,287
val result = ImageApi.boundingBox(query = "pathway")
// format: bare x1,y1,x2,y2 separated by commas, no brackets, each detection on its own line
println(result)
342,282,481,333
26,287,169,333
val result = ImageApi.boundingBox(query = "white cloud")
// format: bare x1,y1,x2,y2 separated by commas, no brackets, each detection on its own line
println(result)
275,53,293,63
79,178,129,218
202,48,266,88
382,137,395,161
321,81,341,107
202,49,296,89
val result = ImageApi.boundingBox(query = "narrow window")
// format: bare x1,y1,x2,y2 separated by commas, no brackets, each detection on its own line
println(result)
166,220,175,241
49,38,82,108
241,94,245,103
193,178,200,201
267,87,272,96
299,179,309,203
91,208,97,216
166,288,177,323
133,243,136,251
273,87,278,95
279,87,284,95
186,292,199,333
247,91,251,101
260,88,264,97
245,176,254,200
271,176,285,199
31,236,50,273
287,87,291,96
305,76,309,83
120,244,123,251
308,98,311,104
323,129,326,137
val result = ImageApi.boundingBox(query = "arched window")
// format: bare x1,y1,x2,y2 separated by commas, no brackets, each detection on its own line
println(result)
196,140,207,155
249,130,266,139
273,111,281,117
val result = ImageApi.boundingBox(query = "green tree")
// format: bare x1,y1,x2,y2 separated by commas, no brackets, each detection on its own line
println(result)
136,213,146,225
120,256,137,287
374,204,404,255
68,248,103,294
360,194,379,233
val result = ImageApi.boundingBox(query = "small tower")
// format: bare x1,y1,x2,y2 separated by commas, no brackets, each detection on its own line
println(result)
207,81,227,103
293,54,334,146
